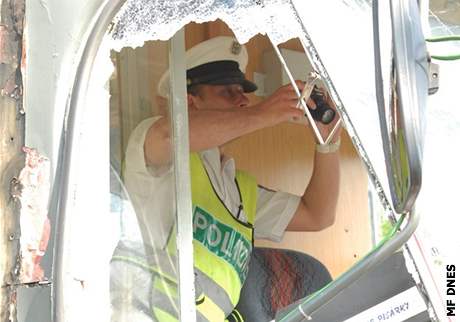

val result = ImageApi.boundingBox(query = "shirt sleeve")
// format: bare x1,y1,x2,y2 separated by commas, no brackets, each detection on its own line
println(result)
253,187,301,242
124,116,175,248
124,116,172,177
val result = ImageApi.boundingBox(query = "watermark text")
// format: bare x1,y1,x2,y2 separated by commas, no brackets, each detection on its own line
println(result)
446,264,456,317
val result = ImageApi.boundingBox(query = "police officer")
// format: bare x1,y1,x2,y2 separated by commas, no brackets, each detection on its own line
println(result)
112,36,341,322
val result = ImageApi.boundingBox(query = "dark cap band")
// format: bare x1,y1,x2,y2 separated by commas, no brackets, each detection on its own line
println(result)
186,60,257,93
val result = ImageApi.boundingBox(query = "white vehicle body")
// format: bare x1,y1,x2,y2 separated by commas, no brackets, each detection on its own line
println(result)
4,0,458,321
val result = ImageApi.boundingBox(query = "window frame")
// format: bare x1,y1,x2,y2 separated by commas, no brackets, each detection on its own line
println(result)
51,1,196,320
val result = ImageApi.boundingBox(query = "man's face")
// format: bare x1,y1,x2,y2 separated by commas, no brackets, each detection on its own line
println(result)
188,84,250,110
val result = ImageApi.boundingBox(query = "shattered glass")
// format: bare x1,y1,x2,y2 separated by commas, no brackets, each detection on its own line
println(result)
291,0,394,212
110,0,302,49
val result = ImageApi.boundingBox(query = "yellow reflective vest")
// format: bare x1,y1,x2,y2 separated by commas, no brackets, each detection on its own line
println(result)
113,152,257,322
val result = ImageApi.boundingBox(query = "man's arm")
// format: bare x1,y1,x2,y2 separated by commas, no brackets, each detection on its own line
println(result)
287,88,342,232
144,82,305,167
286,148,340,231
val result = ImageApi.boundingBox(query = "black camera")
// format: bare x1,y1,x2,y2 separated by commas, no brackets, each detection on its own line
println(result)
307,86,336,125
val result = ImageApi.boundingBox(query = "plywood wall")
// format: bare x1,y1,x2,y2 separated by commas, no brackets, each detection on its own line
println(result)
185,20,372,278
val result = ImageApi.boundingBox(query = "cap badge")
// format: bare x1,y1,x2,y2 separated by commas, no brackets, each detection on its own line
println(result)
231,41,242,55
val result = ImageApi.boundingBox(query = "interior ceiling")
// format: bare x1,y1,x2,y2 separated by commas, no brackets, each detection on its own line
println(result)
430,0,460,26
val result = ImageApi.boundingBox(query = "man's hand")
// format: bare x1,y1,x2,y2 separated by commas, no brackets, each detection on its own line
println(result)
253,81,305,127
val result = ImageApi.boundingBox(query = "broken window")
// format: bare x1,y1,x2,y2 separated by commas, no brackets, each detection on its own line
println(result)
107,16,373,321
43,1,431,321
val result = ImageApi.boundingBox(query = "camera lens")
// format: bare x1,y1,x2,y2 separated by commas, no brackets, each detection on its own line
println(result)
308,86,336,124
320,109,335,124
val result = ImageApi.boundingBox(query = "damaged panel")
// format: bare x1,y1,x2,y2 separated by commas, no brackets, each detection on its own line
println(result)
17,147,51,284
0,0,25,320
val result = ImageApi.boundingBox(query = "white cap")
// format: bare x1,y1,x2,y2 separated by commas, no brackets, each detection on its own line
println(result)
157,36,251,98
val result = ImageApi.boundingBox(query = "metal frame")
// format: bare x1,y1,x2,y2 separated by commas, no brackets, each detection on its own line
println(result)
269,42,342,145
51,1,125,320
269,42,325,144
50,0,196,321
273,1,423,321
276,213,419,321
385,0,424,213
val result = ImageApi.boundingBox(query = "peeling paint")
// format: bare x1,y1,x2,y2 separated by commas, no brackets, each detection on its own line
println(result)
17,147,51,283
8,290,17,322
1,0,25,319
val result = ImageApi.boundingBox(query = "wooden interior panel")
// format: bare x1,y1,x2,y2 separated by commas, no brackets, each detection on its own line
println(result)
185,22,209,49
186,20,373,278
252,135,372,278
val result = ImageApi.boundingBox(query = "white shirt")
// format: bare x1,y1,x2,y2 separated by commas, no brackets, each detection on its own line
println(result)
124,117,300,248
